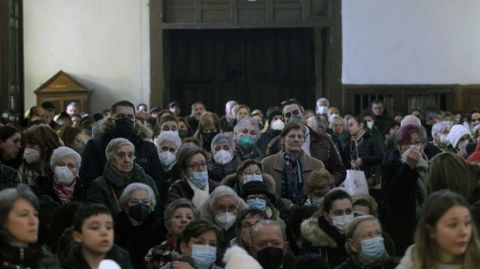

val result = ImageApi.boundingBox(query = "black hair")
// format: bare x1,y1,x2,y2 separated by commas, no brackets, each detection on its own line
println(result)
323,188,351,214
73,204,112,232
111,100,135,115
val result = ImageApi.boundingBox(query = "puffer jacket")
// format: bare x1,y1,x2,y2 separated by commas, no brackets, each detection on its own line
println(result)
0,242,60,269
344,130,384,179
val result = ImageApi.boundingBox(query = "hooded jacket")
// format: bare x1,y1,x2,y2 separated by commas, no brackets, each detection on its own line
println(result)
79,117,162,194
300,216,347,268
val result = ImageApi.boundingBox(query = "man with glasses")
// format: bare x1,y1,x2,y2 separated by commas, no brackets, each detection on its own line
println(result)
266,99,346,185
80,100,163,195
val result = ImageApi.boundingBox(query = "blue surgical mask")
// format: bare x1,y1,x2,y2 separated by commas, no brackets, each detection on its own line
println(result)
360,237,385,263
191,244,217,269
239,135,255,148
246,198,267,211
243,174,262,184
188,171,208,189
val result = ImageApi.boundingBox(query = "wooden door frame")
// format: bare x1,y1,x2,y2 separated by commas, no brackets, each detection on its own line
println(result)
150,0,342,110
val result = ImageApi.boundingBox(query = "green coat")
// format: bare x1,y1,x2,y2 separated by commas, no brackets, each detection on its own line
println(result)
85,163,160,216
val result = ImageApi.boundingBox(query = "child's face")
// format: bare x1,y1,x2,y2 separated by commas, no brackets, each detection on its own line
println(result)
74,214,114,255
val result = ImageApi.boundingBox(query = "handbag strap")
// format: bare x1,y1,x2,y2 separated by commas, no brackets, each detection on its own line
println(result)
108,182,121,212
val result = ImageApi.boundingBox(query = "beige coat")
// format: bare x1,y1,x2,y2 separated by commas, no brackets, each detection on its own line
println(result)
262,151,324,198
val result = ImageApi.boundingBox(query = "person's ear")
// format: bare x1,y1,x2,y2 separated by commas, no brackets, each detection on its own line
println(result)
348,238,359,253
323,211,331,223
73,231,82,243
179,241,190,255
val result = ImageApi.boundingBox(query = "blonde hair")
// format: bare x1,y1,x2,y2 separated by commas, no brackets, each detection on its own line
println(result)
305,168,335,195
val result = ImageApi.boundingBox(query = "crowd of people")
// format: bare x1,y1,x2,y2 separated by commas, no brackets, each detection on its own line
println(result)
1,97,480,269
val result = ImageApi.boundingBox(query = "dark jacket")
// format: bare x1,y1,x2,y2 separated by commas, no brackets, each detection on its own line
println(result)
0,242,60,269
115,212,164,269
0,161,20,191
219,115,236,132
234,145,263,162
165,178,219,206
266,127,346,185
300,216,348,268
344,131,384,179
256,129,281,156
207,154,242,182
380,160,427,255
79,118,162,194
335,257,388,269
61,244,133,269
85,163,160,217
373,114,395,134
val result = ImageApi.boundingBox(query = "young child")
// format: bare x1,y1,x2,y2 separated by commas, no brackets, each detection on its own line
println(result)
61,204,133,269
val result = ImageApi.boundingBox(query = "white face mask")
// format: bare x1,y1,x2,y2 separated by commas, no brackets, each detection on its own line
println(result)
54,166,76,185
316,105,328,115
331,214,354,234
23,148,41,164
366,121,375,129
215,211,236,230
270,119,285,131
213,150,233,165
158,151,176,167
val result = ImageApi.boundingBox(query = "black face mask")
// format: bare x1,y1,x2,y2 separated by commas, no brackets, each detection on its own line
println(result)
256,247,284,269
202,132,217,144
114,118,135,138
178,130,189,139
128,203,151,222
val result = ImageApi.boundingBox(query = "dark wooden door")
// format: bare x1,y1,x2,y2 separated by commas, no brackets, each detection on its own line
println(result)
0,0,23,120
167,28,315,115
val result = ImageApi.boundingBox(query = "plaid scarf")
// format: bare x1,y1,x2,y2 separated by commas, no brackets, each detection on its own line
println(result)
281,150,305,204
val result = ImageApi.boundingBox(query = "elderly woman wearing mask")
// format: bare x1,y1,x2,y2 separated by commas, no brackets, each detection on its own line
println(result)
115,183,164,269
381,124,428,254
145,198,200,269
431,121,452,152
447,124,473,158
208,133,241,182
262,122,325,206
154,131,182,188
166,143,219,208
47,147,82,204
86,138,160,217
0,185,60,267
233,118,263,161
199,185,248,245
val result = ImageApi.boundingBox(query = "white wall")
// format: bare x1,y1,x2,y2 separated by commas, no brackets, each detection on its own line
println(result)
342,0,480,84
24,0,150,113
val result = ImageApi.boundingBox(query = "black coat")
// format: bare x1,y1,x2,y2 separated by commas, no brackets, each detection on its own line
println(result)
344,131,384,179
114,212,164,269
207,154,242,182
256,129,281,156
0,161,20,191
61,244,133,269
380,160,426,255
0,242,60,269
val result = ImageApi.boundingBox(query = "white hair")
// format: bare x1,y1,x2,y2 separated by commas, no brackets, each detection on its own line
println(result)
155,130,182,149
50,146,81,173
105,138,134,162
431,121,453,138
233,118,260,139
118,182,156,210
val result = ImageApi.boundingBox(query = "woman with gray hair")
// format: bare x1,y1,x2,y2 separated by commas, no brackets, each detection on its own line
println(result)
199,185,248,245
85,137,160,217
154,130,182,187
336,215,390,269
233,118,263,161
46,146,82,204
115,183,163,269
0,184,60,268
208,133,242,182
145,198,200,269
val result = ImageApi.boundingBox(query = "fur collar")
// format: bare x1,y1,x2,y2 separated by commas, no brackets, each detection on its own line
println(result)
300,217,337,248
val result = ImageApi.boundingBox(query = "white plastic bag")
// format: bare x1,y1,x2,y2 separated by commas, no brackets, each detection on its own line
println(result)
342,169,369,195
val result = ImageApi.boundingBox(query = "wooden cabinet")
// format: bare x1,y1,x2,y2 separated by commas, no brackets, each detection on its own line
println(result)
34,71,91,114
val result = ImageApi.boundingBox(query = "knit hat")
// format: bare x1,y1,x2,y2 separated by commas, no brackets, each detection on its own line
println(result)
223,245,262,269
241,181,276,202
447,124,471,148
267,108,282,125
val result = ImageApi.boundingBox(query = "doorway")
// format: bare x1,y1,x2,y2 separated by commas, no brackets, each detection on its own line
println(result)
165,28,316,115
